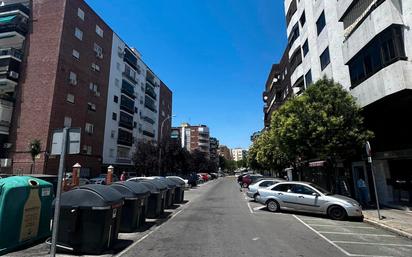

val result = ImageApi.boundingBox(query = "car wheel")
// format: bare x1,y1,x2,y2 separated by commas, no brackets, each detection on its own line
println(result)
242,183,248,188
266,200,279,212
328,205,347,220
253,193,259,202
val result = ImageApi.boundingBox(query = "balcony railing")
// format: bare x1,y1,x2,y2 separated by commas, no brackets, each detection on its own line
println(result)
145,84,157,99
0,56,20,82
0,13,29,36
0,99,13,130
0,48,23,61
144,96,157,112
121,80,136,99
120,95,135,114
117,129,133,146
142,130,155,138
142,116,155,125
0,3,30,16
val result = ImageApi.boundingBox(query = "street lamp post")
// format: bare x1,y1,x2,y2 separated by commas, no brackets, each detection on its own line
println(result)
158,115,175,176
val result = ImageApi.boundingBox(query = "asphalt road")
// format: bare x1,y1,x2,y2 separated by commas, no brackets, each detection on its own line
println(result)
118,177,412,257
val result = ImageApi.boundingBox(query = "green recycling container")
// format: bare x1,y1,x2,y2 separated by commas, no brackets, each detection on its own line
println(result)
0,176,53,255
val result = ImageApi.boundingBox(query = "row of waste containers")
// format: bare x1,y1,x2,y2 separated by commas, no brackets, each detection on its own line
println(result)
0,176,186,255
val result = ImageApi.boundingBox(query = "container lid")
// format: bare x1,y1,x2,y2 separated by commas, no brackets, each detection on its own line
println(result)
57,184,123,209
153,177,179,188
129,180,159,194
138,179,168,191
110,181,150,200
0,176,52,189
167,177,185,186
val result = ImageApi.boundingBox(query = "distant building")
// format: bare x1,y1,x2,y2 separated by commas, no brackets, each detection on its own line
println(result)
251,131,263,142
172,123,210,158
209,137,219,166
218,145,231,160
231,148,245,162
157,81,173,144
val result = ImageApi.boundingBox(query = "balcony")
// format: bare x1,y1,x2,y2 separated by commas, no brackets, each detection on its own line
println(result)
144,96,157,112
0,3,30,16
0,13,29,36
0,99,13,135
142,130,155,138
117,129,133,146
146,76,158,87
0,57,20,93
121,79,136,99
0,48,23,61
119,112,134,130
123,48,138,71
142,116,155,125
120,95,135,114
145,84,157,100
198,142,209,147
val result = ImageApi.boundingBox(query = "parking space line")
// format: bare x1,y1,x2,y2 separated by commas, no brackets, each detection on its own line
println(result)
253,206,266,211
332,241,412,247
308,224,376,229
247,202,254,214
318,231,396,237
294,215,353,256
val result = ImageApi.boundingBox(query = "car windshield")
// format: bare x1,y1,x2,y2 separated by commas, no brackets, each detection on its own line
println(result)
309,183,332,195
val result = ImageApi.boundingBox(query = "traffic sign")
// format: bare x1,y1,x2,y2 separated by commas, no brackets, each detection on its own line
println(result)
51,128,81,155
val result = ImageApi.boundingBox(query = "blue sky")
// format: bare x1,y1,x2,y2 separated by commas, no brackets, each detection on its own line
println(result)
86,0,287,149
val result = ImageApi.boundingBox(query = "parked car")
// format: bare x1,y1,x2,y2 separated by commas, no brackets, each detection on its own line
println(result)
89,174,119,184
241,174,263,188
197,174,205,183
64,172,90,186
256,181,363,220
246,178,285,201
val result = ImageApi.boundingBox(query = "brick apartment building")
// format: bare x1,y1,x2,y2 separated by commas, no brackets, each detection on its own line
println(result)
0,0,172,177
172,123,211,158
157,81,172,144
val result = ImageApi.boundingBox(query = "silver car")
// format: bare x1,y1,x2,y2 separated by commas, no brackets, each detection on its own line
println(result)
246,179,285,201
257,181,362,220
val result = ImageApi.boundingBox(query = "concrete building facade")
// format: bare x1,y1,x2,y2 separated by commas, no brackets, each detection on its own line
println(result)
209,137,219,166
218,145,232,161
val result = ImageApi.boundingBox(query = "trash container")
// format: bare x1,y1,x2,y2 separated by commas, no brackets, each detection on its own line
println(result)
146,179,170,210
55,184,123,254
132,179,167,217
110,181,150,232
154,177,177,208
167,177,185,203
0,176,53,255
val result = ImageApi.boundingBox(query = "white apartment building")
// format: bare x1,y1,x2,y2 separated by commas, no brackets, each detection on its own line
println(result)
282,0,412,205
102,33,160,170
231,148,244,162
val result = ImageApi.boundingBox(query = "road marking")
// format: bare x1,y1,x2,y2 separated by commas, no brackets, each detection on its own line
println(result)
318,231,396,237
247,202,254,214
253,206,266,211
252,237,260,241
308,224,376,229
332,241,412,247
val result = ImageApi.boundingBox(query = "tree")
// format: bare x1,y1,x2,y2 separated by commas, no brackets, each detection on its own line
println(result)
133,141,159,176
29,139,41,174
271,78,373,167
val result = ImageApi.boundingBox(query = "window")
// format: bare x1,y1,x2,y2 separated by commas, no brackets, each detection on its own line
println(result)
75,27,83,40
88,102,96,111
112,112,117,121
72,49,80,60
109,148,115,157
320,47,330,70
316,11,326,35
82,145,92,155
305,70,312,86
291,185,315,195
91,63,100,72
134,107,138,113
286,0,297,26
299,11,306,27
114,95,119,103
302,40,309,57
111,130,116,138
85,123,94,134
77,8,85,20
348,25,406,88
95,25,104,37
288,23,300,48
69,72,77,85
64,116,72,127
115,78,120,87
259,181,274,187
116,62,121,71
272,183,293,192
66,93,75,103
89,83,98,93
289,47,302,74
94,43,103,59
133,122,137,128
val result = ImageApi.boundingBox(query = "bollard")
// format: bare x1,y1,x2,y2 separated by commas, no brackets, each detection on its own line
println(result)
106,165,114,185
72,163,81,187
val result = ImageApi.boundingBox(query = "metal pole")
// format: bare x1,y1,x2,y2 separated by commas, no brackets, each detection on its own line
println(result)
158,116,172,176
50,127,68,256
370,160,382,220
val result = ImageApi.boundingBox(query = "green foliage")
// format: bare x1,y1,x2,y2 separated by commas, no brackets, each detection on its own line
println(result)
249,78,373,170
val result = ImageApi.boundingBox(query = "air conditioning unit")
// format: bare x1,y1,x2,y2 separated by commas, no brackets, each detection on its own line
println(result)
96,52,103,59
9,71,19,79
69,78,77,85
3,143,12,149
0,158,12,168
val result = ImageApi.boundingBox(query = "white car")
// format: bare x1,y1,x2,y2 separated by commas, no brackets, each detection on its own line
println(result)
246,179,285,201
257,181,363,220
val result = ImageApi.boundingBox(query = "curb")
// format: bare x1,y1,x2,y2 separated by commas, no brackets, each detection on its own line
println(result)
364,217,412,240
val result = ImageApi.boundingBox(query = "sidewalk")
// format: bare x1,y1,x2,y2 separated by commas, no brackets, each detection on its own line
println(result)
363,208,412,239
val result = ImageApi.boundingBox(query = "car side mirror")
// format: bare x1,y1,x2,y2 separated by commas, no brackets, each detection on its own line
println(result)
312,192,320,197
